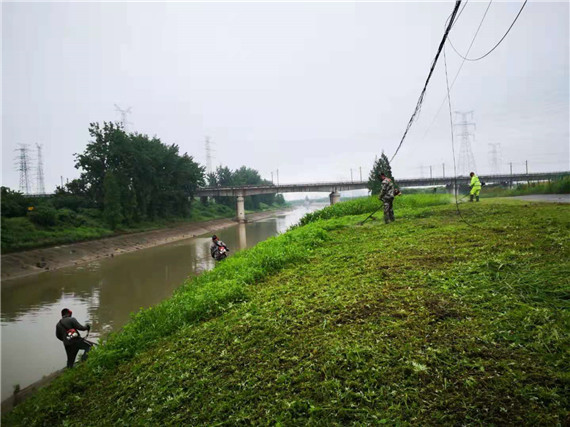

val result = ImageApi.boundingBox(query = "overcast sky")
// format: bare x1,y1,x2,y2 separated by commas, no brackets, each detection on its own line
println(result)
3,1,569,193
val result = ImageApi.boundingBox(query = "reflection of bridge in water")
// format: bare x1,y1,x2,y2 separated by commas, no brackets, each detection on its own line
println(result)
196,171,570,222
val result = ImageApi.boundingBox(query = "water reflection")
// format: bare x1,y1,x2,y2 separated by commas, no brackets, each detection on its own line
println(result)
238,223,247,250
1,205,323,399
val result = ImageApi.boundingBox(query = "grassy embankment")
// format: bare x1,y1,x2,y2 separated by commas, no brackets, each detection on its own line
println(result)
4,194,568,425
482,176,570,198
1,202,288,253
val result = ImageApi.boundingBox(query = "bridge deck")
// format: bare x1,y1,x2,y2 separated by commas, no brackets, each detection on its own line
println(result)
196,171,569,197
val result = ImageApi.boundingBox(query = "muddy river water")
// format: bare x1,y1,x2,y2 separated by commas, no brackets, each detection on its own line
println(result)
1,205,323,400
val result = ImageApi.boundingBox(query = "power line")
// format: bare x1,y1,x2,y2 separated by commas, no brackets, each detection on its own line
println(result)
448,0,470,30
390,0,462,163
448,0,528,62
421,0,493,140
443,47,478,228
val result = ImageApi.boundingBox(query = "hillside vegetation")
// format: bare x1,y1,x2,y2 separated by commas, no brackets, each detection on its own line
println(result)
4,195,568,425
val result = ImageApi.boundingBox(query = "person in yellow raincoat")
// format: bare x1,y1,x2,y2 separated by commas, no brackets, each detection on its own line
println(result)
469,172,481,202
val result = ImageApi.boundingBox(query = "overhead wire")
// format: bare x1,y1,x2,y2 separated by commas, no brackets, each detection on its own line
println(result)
420,0,493,140
443,46,479,228
389,0,462,163
448,0,528,62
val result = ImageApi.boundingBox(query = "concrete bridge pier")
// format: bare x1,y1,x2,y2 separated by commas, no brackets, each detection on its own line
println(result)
329,190,341,205
236,195,246,223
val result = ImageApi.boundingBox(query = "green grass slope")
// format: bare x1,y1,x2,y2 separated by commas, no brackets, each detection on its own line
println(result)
4,196,569,426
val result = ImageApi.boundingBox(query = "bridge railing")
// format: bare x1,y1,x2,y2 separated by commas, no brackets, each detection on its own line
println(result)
197,171,569,193
199,180,367,189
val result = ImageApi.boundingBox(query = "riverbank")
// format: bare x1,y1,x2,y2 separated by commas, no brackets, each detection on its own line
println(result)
1,208,291,282
4,195,568,425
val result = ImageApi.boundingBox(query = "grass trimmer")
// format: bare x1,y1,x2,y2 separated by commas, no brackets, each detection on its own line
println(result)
359,207,382,225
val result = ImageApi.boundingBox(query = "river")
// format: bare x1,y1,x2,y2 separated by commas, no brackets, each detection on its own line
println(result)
1,204,324,400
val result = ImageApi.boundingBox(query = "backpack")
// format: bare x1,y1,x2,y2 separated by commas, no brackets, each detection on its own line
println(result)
58,320,80,341
66,328,80,341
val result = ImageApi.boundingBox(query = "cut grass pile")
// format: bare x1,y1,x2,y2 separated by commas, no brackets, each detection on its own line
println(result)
4,197,568,425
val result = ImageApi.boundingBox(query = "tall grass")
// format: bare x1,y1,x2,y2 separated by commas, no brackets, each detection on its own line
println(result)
298,194,451,225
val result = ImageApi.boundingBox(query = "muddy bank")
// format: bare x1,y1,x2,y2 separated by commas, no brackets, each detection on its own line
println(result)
1,210,290,282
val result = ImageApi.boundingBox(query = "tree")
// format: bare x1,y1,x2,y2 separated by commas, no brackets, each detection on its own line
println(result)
72,122,205,221
103,171,123,229
368,152,396,195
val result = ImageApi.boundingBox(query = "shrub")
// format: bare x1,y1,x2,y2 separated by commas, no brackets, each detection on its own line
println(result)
52,194,94,211
27,205,58,227
1,187,31,218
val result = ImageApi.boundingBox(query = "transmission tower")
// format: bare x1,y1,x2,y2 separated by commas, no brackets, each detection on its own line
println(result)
114,104,132,131
35,143,46,194
205,136,215,175
15,144,32,194
488,143,501,175
454,110,477,175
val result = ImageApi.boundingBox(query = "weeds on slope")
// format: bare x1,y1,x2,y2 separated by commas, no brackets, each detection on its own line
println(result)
5,199,568,426
298,194,451,226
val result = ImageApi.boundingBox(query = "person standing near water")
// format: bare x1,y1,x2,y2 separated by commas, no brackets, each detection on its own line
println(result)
210,235,230,261
55,308,92,368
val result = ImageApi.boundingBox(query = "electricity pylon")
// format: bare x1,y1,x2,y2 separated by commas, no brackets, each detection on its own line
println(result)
454,110,477,175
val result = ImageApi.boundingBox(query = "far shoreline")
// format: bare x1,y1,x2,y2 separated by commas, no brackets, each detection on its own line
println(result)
1,208,294,283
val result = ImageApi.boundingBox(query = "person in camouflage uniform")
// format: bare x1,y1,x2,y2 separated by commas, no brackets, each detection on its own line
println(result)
379,173,395,224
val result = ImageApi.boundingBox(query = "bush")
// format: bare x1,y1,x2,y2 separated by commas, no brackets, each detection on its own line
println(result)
27,205,58,227
1,187,31,218
52,194,94,211
78,208,103,219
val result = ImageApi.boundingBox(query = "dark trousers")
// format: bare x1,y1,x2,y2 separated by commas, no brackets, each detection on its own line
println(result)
64,339,92,368
383,198,395,223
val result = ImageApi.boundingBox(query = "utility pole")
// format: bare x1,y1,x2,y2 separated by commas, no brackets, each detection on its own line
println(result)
350,168,353,183
114,104,132,132
15,144,31,194
35,143,46,195
454,110,477,175
429,165,433,179
488,143,501,175
205,136,215,175
525,160,528,174
442,163,445,178
359,166,362,182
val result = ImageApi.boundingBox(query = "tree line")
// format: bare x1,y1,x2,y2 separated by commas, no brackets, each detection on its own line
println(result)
2,122,285,230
